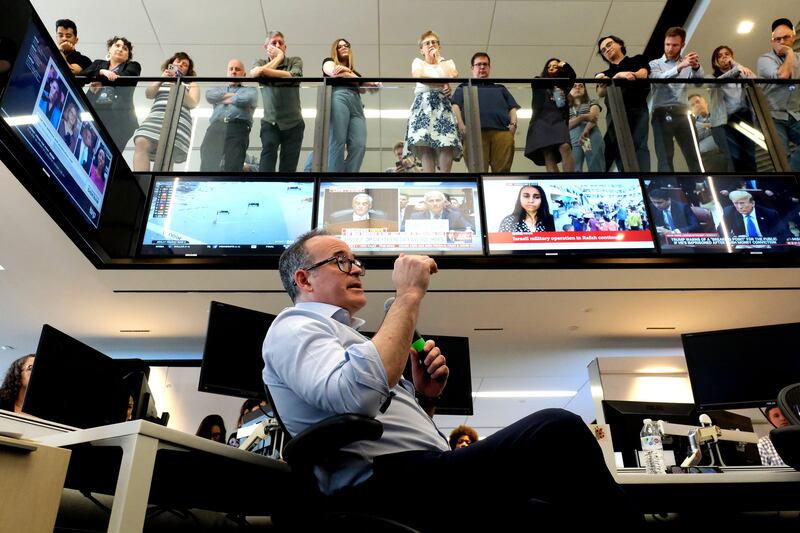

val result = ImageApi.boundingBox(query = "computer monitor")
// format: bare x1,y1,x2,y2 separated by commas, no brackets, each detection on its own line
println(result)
317,179,484,255
0,8,116,227
23,324,129,428
116,358,163,424
401,334,473,416
198,301,276,400
139,176,315,256
601,400,759,467
483,176,656,254
682,322,800,410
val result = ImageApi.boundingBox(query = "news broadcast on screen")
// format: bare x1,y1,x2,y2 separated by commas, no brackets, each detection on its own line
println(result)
483,177,656,254
317,180,483,255
644,176,800,253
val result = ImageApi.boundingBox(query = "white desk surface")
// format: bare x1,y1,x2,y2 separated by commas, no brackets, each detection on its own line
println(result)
37,419,288,470
615,466,800,484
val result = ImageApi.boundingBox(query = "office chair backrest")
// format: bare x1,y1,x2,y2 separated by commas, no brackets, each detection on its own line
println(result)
777,383,800,425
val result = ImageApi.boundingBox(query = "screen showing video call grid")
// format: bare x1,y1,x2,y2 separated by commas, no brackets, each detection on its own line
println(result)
644,176,800,254
139,176,315,256
0,22,113,227
483,177,656,254
317,180,483,255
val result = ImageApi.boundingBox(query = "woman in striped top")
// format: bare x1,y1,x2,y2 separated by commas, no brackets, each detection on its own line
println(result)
567,82,605,172
132,52,200,171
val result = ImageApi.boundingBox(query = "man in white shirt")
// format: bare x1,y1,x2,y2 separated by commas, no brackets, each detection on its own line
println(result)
649,27,704,172
261,229,640,528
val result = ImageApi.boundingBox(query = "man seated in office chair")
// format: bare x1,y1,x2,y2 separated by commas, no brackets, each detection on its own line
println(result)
758,405,789,466
262,228,640,529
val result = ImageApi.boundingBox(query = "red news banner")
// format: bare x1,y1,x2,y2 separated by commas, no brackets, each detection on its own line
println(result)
489,230,653,244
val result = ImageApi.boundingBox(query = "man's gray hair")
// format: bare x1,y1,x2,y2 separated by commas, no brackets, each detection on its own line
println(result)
424,190,445,201
278,228,331,302
267,30,285,40
353,193,373,204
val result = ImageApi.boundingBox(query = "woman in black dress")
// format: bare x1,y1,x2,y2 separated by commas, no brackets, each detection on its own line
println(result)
524,58,576,172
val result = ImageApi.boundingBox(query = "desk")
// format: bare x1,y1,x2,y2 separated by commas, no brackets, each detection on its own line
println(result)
39,420,291,533
615,467,800,514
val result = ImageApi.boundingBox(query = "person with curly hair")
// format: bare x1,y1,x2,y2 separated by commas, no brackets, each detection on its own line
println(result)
449,424,479,449
0,354,35,413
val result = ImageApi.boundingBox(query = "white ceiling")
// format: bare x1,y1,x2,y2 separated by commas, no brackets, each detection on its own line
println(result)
3,0,800,434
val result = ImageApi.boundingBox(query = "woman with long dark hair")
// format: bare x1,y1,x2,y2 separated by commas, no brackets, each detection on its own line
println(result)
196,414,227,443
524,58,576,172
709,45,756,172
498,184,555,232
132,51,199,171
0,354,35,413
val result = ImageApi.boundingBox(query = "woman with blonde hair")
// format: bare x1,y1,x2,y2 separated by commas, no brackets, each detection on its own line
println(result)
323,38,374,172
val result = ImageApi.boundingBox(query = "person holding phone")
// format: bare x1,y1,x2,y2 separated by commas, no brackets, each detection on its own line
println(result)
132,52,199,171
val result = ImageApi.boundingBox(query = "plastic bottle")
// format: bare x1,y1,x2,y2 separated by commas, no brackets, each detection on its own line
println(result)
640,418,667,474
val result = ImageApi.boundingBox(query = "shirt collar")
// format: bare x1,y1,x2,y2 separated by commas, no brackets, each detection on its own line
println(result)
295,301,366,329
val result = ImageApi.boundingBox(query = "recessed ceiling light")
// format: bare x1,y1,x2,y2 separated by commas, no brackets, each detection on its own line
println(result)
737,20,754,34
0,345,15,350
0,265,5,270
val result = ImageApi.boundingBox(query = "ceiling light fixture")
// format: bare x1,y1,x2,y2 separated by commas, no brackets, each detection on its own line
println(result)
737,20,754,34
0,264,5,270
0,345,15,350
473,390,576,399
645,326,676,330
119,329,151,333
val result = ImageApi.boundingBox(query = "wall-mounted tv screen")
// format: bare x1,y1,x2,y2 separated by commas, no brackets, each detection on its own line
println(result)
199,301,276,400
139,176,315,256
644,176,800,253
682,322,800,410
317,180,483,255
0,22,113,227
483,176,655,254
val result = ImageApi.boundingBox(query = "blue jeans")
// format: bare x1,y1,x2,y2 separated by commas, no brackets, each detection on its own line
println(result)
571,126,605,172
773,115,800,172
328,88,366,173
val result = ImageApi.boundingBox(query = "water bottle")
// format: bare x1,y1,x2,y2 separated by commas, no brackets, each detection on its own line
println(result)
552,88,566,108
640,419,666,474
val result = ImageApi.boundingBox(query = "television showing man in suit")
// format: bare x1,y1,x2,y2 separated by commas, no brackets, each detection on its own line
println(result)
718,189,788,244
648,188,700,244
73,123,96,174
327,193,387,223
407,190,474,231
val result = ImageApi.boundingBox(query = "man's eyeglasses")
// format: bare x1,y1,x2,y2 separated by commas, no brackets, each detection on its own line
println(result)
300,255,365,278
337,42,351,49
772,34,793,43
472,62,490,68
421,39,439,47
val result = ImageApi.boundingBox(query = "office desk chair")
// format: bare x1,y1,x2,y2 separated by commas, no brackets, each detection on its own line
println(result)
771,383,800,470
263,385,421,532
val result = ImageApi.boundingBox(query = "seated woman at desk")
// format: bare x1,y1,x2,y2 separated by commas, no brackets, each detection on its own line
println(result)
196,414,227,443
0,354,35,413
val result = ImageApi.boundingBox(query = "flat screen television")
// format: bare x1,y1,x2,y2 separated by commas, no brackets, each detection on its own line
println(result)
401,334,473,416
0,14,115,227
23,324,129,428
139,176,315,256
682,322,800,410
317,179,483,255
483,176,656,254
199,301,276,400
601,400,759,467
644,175,800,253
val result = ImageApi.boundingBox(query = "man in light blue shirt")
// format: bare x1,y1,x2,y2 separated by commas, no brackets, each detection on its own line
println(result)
649,26,704,172
757,18,800,172
262,229,639,529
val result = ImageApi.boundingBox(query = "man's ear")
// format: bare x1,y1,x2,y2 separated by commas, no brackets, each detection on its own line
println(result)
294,269,313,294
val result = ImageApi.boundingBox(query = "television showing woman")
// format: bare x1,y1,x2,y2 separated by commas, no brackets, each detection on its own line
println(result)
57,99,80,152
89,147,109,192
498,184,555,232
